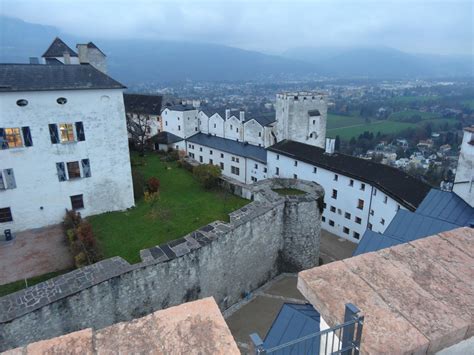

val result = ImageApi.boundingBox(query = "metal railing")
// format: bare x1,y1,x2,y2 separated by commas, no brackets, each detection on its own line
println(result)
249,303,364,355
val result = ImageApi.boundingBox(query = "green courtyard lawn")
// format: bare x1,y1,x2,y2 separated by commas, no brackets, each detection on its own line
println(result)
88,154,248,264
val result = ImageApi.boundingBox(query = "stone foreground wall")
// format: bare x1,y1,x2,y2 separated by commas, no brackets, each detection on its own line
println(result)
0,178,323,352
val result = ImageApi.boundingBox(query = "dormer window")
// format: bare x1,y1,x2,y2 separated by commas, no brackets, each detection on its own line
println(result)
16,99,28,107
56,97,67,105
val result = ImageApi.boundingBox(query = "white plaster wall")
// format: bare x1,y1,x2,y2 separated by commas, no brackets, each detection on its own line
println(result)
186,142,267,184
275,93,327,148
182,109,199,138
162,108,184,138
264,125,277,148
128,113,161,139
368,188,405,233
208,114,225,137
0,89,134,232
224,116,243,141
266,151,403,242
198,111,209,134
243,120,264,147
453,130,474,207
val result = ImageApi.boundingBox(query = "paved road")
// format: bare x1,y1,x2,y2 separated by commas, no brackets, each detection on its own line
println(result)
0,225,73,285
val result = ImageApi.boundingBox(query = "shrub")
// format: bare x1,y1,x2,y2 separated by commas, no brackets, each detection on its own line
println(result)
132,168,146,201
193,164,221,189
167,149,180,161
147,177,160,193
64,210,82,230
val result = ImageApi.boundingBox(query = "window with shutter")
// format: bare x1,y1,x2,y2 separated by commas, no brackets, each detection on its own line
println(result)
67,161,81,179
56,162,67,181
49,124,59,144
4,169,16,189
0,173,5,190
0,128,7,149
22,127,33,147
81,159,91,177
4,128,23,148
59,123,75,143
75,122,85,141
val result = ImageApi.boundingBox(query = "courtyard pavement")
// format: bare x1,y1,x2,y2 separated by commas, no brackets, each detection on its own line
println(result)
0,225,73,285
224,229,356,353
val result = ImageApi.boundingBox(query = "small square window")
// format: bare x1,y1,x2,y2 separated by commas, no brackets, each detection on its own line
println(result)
357,199,364,210
221,153,224,158
200,147,202,152
67,161,81,179
70,194,84,210
360,183,366,191
329,220,335,227
332,189,337,199
275,167,279,175
220,162,224,169
294,160,298,167
355,217,362,224
293,174,298,179
353,232,360,240
276,154,280,160
334,174,338,181
254,163,258,169
384,196,388,204
199,156,203,163
0,207,13,223
330,206,336,213
381,218,385,225
373,189,377,196
343,227,350,234
4,128,23,148
349,179,354,187
345,212,351,219
313,167,317,173
368,223,373,230
210,150,213,155
322,216,326,222
59,124,75,143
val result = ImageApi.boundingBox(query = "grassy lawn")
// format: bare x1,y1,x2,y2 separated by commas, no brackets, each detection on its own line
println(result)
327,114,365,129
390,95,439,103
89,154,248,263
463,99,474,109
272,188,306,195
0,270,70,297
389,109,440,120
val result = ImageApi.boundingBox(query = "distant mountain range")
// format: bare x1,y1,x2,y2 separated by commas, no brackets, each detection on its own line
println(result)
0,15,472,85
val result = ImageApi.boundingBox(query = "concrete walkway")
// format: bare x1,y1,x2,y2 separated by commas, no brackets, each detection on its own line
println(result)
320,229,357,264
0,225,73,285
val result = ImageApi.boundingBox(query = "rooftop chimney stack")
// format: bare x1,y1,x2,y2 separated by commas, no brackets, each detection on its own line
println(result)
63,52,71,65
225,109,231,120
325,138,335,154
29,57,39,64
239,110,245,121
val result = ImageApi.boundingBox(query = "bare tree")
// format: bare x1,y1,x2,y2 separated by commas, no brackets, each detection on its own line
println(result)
126,113,151,155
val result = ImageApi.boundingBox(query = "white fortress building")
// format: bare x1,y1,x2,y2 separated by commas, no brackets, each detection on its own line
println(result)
0,38,134,232
147,91,431,243
453,126,474,207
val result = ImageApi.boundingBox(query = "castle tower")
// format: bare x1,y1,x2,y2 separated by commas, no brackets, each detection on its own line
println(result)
453,126,474,206
275,92,328,148
76,42,107,74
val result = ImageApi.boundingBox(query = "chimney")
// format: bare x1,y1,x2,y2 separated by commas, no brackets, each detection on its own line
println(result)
325,138,335,154
225,109,230,120
29,57,39,64
239,110,245,121
77,44,90,64
76,42,107,73
63,52,71,64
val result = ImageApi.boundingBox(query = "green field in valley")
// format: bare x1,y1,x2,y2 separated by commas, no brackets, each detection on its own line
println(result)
327,114,365,130
389,109,441,120
463,99,474,110
327,117,456,141
390,95,439,103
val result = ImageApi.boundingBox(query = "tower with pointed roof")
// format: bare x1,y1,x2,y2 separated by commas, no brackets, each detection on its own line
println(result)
41,37,79,65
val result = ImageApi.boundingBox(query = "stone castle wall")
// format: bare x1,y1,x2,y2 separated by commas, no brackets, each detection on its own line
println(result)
0,179,323,352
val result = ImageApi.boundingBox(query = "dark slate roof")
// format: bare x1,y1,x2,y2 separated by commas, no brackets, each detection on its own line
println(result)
45,58,63,65
42,37,78,57
187,133,267,163
354,188,474,256
247,113,276,127
148,131,183,144
164,104,196,112
0,64,125,92
124,93,163,115
264,303,320,352
416,189,474,226
308,109,321,116
268,140,431,210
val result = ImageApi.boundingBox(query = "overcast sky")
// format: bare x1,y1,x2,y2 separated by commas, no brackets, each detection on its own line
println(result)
1,0,472,55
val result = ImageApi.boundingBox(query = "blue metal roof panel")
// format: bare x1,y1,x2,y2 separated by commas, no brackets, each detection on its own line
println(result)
264,303,320,353
353,230,403,256
416,189,474,226
187,133,267,163
384,210,460,240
